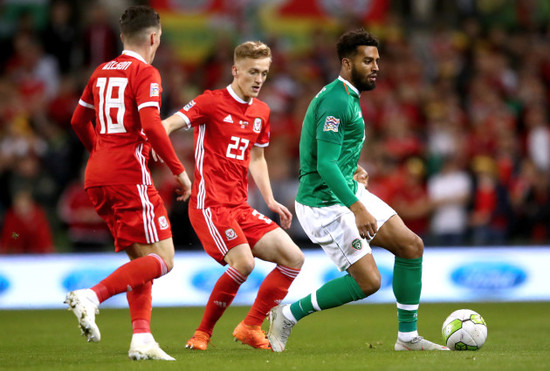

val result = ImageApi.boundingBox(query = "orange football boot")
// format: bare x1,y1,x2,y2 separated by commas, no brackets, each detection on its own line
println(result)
185,330,211,351
232,321,271,349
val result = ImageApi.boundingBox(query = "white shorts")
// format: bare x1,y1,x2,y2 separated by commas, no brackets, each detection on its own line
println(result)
296,185,396,271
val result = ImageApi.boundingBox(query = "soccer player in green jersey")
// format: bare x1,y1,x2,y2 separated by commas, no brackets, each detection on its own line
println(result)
267,29,449,352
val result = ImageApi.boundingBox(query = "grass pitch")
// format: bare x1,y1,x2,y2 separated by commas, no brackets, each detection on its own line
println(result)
0,302,548,370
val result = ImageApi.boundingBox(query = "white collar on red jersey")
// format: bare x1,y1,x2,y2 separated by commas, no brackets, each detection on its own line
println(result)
121,50,147,64
226,85,253,105
338,75,360,96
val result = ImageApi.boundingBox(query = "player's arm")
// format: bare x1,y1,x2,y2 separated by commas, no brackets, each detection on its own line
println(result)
162,113,188,135
317,139,377,238
249,146,292,229
70,103,96,152
140,106,192,201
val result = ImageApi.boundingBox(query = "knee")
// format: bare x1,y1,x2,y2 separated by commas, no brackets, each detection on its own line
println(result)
231,258,255,277
400,233,424,259
358,271,381,297
289,247,305,269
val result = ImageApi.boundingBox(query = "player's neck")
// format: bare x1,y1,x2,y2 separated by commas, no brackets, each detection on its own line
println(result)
122,45,151,64
230,81,252,103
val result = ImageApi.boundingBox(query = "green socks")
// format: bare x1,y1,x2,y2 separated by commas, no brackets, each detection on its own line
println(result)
393,256,422,332
290,274,365,321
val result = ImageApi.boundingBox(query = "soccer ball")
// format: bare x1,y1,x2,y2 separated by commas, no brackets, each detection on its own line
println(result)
442,309,487,350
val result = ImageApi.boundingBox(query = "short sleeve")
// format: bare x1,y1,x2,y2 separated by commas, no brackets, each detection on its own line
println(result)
254,112,270,147
134,66,162,112
79,80,95,109
315,96,350,145
176,91,212,128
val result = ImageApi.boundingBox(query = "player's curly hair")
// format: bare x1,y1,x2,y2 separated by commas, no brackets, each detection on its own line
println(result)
337,29,379,61
119,5,160,41
234,41,272,62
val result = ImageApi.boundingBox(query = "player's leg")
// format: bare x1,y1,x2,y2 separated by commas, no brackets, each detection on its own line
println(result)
125,239,176,360
372,213,448,351
268,202,375,351
245,228,304,326
185,206,252,350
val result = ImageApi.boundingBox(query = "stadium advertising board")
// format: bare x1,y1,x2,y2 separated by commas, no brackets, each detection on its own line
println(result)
0,247,548,309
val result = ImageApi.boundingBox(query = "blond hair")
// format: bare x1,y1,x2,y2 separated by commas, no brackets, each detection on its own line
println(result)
234,41,271,63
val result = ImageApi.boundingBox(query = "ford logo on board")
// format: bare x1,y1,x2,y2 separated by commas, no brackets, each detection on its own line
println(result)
191,267,264,294
62,268,117,291
323,265,393,288
0,274,9,294
451,262,527,290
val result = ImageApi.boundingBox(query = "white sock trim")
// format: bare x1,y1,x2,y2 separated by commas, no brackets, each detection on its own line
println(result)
132,332,155,345
148,253,168,276
398,331,419,342
396,302,419,311
311,291,321,312
282,304,297,324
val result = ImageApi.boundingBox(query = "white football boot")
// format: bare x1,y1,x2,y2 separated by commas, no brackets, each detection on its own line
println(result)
267,304,296,352
128,336,176,361
64,289,101,342
395,336,450,351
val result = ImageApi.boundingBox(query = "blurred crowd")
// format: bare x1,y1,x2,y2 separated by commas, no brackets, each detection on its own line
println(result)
1,0,550,254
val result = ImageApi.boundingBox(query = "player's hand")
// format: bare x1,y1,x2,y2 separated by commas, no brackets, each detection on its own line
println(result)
174,170,192,201
349,200,377,240
353,166,369,189
151,149,164,163
268,201,293,230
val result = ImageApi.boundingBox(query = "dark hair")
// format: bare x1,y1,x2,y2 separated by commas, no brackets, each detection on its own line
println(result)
337,29,379,61
119,5,160,39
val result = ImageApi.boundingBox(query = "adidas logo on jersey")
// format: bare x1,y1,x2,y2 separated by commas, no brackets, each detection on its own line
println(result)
223,115,233,123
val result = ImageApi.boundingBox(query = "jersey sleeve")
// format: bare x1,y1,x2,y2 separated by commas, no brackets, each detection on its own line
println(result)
175,92,212,129
315,95,350,145
133,65,162,112
254,110,270,147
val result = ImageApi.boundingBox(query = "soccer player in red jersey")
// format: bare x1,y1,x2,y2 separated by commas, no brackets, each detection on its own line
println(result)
162,41,304,350
64,6,191,361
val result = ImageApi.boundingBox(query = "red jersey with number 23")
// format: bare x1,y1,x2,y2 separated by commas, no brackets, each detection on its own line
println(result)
176,85,270,209
78,50,172,188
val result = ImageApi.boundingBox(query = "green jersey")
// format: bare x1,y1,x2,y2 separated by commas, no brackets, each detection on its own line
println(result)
296,76,365,207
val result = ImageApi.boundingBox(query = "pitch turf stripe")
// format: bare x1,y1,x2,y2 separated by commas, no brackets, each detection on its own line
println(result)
202,207,228,257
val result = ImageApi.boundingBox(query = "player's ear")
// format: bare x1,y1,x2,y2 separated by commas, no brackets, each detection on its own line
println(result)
231,65,238,78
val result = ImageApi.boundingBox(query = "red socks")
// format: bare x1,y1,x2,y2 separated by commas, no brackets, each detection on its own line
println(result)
127,281,153,333
244,265,300,326
197,267,246,336
91,254,168,303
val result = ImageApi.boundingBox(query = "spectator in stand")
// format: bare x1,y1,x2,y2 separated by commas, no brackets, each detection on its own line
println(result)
57,170,112,252
427,154,471,246
469,156,511,245
0,188,54,254
392,157,431,240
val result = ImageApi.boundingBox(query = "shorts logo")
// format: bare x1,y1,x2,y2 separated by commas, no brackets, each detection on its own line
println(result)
323,116,340,132
253,118,262,133
351,238,362,250
183,100,196,111
225,228,237,241
150,83,160,97
158,216,169,230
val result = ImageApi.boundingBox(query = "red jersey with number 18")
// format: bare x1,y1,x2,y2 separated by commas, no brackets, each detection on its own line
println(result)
176,85,270,209
78,50,165,188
